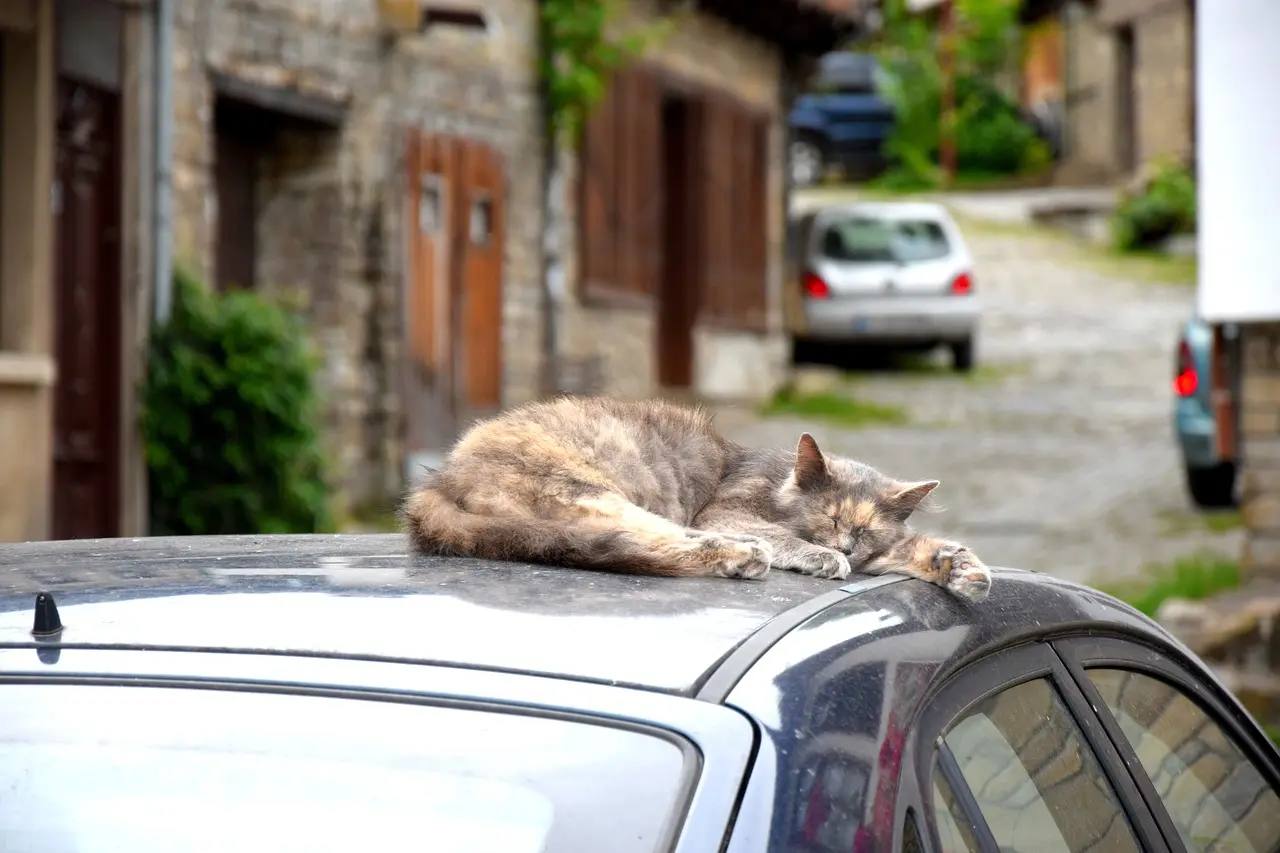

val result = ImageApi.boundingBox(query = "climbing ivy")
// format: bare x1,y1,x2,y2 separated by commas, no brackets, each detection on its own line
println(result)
539,0,678,143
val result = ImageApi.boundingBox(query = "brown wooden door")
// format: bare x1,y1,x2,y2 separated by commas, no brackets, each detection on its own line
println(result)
403,131,505,452
52,79,122,540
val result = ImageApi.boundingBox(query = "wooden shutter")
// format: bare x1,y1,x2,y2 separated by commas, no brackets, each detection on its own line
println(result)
579,72,620,300
578,64,662,304
698,92,736,325
698,94,769,332
619,65,663,298
456,139,505,410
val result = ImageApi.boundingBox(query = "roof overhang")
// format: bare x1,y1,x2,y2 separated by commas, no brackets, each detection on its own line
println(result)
696,0,872,58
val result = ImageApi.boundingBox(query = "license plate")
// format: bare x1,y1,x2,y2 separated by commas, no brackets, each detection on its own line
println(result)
853,316,924,332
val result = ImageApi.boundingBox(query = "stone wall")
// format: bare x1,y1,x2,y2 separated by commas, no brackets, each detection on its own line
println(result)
168,0,543,516
1131,2,1193,167
1061,1,1118,181
558,0,790,402
1241,322,1280,576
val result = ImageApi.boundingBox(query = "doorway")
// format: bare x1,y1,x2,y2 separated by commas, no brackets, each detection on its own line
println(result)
52,78,122,540
1114,25,1137,172
657,94,698,390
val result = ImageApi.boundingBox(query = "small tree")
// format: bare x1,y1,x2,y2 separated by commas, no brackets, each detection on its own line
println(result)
141,268,334,535
871,0,1047,187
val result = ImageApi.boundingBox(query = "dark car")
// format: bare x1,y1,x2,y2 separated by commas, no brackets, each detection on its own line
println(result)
789,52,896,186
0,534,1277,853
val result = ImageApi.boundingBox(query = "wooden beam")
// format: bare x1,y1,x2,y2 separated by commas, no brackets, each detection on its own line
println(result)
0,0,36,32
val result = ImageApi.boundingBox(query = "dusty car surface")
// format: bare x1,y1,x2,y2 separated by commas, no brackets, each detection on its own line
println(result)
0,534,1276,853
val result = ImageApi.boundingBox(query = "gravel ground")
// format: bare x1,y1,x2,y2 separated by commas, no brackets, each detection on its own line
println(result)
716,193,1240,587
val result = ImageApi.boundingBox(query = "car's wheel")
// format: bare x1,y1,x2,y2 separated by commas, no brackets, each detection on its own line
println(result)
1185,461,1238,509
950,337,975,372
790,136,826,188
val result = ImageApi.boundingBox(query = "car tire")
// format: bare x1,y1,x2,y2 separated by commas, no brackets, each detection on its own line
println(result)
790,136,826,188
1185,461,1238,509
950,338,975,372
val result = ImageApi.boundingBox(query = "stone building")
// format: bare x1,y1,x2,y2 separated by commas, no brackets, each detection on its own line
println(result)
0,0,160,542
1020,0,1195,182
167,0,861,519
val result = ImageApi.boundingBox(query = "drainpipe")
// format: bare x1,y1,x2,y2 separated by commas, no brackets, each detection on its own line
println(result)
152,0,175,324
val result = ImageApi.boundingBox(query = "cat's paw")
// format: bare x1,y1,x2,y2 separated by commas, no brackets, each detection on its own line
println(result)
935,544,991,601
701,535,774,580
776,546,851,580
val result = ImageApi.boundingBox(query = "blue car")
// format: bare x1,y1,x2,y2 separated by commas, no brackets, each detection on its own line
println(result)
789,52,896,187
1,533,1278,852
1174,316,1237,507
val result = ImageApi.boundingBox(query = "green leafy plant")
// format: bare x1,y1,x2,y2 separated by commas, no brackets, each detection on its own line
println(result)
870,0,1046,186
141,268,334,535
539,0,678,144
1111,158,1198,252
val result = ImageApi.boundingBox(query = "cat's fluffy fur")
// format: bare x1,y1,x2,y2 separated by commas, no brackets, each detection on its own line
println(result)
401,396,991,601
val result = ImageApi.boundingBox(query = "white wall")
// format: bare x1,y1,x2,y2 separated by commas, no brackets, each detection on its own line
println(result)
1197,0,1280,321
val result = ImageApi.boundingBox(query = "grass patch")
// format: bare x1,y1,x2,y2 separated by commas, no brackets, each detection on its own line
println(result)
1158,508,1244,536
1095,553,1241,618
946,211,1196,287
761,386,909,429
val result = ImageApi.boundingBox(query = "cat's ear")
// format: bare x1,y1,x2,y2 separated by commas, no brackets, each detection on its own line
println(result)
794,433,829,489
883,480,939,521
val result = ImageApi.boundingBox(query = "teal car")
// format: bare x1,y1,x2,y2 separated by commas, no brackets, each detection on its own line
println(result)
1174,317,1237,508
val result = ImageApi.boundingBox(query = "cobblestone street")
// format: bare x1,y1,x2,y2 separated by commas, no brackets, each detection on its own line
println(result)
718,194,1240,587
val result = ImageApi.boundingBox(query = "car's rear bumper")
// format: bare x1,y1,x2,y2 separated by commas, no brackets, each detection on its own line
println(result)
1174,396,1220,469
800,295,979,344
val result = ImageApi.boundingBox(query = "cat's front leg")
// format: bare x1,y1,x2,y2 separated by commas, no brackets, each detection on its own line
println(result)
691,512,850,581
863,534,991,601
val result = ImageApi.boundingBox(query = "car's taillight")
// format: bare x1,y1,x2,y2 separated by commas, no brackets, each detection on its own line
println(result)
803,271,831,299
950,272,973,295
1174,339,1198,396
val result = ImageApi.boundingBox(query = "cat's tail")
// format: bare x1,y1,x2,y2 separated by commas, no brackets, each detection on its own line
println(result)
401,482,670,574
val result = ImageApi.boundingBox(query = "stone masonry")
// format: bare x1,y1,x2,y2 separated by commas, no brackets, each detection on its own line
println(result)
168,0,544,517
1063,0,1194,180
557,0,791,402
1240,323,1280,577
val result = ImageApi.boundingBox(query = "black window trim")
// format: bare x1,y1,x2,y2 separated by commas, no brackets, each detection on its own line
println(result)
914,641,1173,853
1053,634,1280,853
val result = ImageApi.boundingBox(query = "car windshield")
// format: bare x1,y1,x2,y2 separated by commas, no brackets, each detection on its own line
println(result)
0,682,692,853
817,216,951,264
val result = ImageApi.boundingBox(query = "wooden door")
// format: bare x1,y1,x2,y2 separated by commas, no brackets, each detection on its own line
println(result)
403,132,505,452
453,138,505,422
52,78,122,540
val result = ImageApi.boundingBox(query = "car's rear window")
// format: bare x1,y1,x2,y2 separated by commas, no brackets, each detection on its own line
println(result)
817,216,951,264
0,683,693,853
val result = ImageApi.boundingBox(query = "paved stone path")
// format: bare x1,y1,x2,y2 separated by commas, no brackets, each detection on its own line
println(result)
716,190,1241,587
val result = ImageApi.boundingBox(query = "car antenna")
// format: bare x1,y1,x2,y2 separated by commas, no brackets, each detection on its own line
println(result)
31,591,63,637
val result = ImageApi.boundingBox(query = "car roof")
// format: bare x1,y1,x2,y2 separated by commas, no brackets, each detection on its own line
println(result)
0,535,1154,696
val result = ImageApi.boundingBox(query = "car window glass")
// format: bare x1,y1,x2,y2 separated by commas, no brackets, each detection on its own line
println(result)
937,677,1142,853
818,217,950,264
1088,668,1280,853
0,683,690,853
931,767,980,853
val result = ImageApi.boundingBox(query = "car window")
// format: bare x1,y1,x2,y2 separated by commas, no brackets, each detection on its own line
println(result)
1088,668,1280,853
935,676,1143,853
931,767,980,853
817,217,951,264
0,683,691,853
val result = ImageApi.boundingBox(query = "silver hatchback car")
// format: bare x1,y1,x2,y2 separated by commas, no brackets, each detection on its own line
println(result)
786,201,980,370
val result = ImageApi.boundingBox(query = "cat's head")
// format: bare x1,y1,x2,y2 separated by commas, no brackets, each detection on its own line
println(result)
775,433,939,565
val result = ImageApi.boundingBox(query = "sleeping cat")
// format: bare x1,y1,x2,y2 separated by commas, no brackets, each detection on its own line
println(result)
402,396,991,601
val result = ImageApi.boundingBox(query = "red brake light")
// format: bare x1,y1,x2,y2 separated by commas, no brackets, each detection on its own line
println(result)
950,272,973,295
803,271,831,299
1174,340,1198,396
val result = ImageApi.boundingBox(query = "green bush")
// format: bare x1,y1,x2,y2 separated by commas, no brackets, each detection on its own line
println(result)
141,268,334,535
1111,159,1197,252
